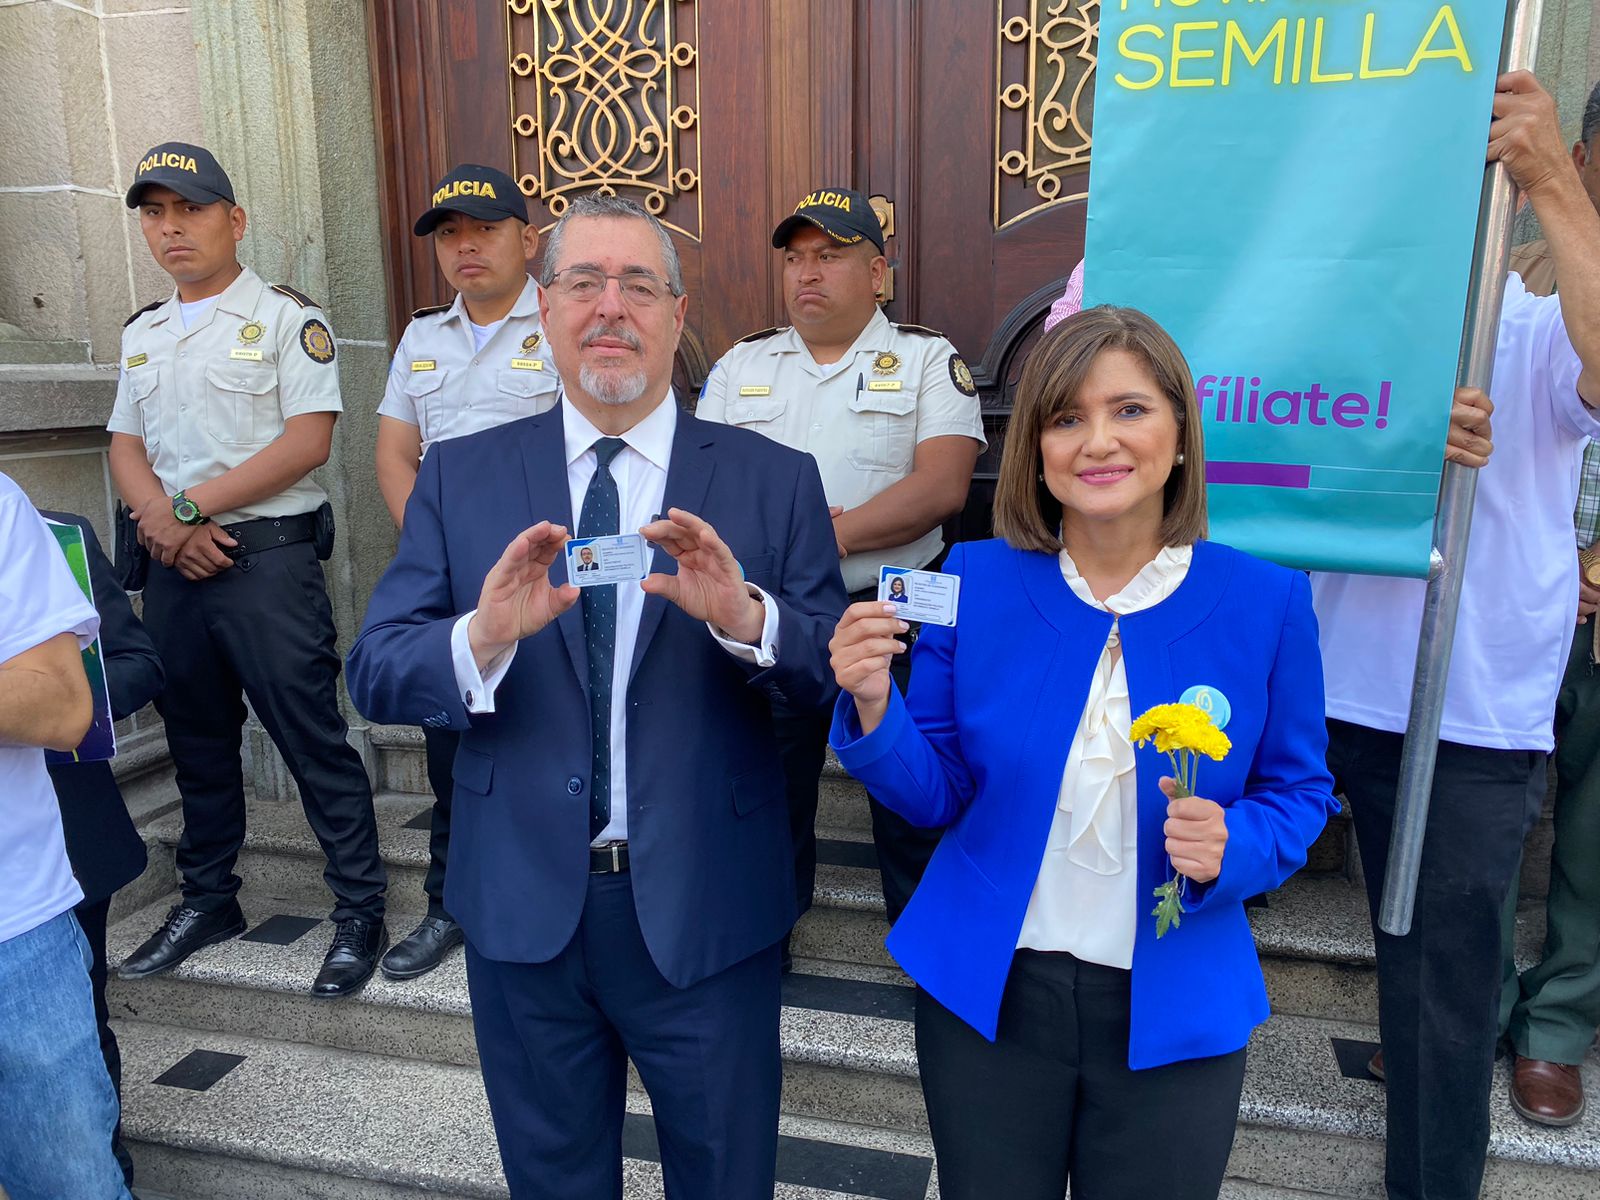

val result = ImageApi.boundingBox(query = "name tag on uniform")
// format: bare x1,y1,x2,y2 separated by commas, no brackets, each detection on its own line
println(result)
866,380,903,392
510,358,544,371
738,385,772,397
411,359,436,372
125,353,148,369
229,348,263,362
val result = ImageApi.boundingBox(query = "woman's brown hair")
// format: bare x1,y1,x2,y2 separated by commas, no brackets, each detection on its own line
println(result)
992,305,1208,553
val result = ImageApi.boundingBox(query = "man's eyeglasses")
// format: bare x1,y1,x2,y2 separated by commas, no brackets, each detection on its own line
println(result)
546,268,677,305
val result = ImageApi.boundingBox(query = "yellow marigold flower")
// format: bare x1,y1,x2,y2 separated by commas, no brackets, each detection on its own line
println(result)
1130,702,1232,761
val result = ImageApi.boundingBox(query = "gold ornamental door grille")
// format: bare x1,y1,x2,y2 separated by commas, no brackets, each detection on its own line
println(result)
508,0,703,240
994,0,1099,230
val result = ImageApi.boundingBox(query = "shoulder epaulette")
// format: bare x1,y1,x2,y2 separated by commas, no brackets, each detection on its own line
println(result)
894,323,946,339
735,326,782,345
411,302,452,320
270,283,318,308
123,299,162,327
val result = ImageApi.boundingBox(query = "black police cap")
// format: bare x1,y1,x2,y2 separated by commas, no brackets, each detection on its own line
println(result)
771,187,884,253
125,142,236,209
414,164,529,235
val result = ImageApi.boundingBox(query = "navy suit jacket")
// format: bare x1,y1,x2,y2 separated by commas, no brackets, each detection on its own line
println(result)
348,401,847,986
833,539,1337,1069
41,512,162,906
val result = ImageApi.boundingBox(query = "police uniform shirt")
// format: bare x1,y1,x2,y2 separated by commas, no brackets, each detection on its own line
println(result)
377,276,558,454
107,266,341,525
697,307,986,592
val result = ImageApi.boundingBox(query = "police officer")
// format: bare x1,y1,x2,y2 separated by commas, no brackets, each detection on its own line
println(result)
373,163,558,980
109,142,388,997
697,186,986,932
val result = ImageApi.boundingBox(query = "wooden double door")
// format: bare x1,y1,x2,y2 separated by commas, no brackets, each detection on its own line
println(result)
367,0,1099,533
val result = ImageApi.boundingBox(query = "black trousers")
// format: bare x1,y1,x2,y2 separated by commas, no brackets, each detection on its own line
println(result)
143,543,385,922
421,726,459,920
465,872,782,1199
1328,719,1545,1200
72,898,134,1190
916,952,1246,1200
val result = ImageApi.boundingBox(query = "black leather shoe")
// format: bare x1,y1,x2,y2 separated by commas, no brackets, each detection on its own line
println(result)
380,916,464,980
312,918,388,998
118,902,246,980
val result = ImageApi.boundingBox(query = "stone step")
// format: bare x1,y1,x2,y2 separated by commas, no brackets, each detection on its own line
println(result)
143,792,1506,1024
110,1003,1600,1200
107,892,928,1136
116,1020,939,1200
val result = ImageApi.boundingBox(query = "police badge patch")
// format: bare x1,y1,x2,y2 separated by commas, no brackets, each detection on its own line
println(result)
872,351,902,376
300,319,336,364
522,331,543,352
949,353,976,396
238,320,266,345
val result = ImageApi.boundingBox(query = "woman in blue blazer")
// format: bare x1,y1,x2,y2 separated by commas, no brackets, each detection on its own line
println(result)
829,307,1337,1200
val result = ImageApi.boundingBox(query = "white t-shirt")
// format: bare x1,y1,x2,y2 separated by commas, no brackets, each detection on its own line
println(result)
0,474,100,944
1313,275,1600,751
178,294,218,328
469,318,504,352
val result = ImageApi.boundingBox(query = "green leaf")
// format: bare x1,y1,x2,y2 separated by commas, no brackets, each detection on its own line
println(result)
1151,879,1186,939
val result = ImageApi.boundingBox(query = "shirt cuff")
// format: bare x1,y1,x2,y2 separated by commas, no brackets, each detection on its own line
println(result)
708,584,780,668
450,611,516,713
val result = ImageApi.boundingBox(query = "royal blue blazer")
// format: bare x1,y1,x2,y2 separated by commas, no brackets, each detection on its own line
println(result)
348,403,847,987
832,538,1337,1069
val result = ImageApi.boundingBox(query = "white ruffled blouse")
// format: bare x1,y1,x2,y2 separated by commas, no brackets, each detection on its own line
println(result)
1015,544,1193,968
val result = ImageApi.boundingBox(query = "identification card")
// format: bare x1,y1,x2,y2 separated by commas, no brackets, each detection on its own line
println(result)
878,566,960,627
566,534,648,588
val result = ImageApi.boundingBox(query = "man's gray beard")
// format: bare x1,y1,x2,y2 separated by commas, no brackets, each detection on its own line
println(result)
579,362,649,407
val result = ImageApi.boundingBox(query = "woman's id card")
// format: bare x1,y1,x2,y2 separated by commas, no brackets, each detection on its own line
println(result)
566,534,648,587
878,565,960,626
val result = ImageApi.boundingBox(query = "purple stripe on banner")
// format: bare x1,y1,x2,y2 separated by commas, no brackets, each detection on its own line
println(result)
1206,461,1311,488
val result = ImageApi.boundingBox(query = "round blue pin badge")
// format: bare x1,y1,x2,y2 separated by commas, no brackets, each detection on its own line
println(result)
1180,684,1232,731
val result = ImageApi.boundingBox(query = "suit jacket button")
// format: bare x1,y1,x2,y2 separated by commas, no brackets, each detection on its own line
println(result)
567,777,583,795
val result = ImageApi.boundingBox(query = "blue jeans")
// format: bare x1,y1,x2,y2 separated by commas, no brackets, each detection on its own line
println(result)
0,909,133,1200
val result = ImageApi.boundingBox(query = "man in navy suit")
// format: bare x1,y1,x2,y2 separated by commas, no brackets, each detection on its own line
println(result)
348,193,846,1199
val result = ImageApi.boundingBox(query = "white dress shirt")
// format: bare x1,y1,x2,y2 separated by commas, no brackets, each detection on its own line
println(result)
448,393,781,842
1016,545,1192,968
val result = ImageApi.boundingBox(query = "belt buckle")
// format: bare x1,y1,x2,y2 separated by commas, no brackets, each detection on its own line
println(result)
610,843,622,873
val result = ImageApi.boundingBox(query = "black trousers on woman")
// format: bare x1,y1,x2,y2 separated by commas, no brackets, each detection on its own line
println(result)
915,951,1246,1200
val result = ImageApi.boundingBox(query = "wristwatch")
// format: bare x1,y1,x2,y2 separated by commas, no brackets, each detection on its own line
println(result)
1580,546,1600,588
171,490,208,526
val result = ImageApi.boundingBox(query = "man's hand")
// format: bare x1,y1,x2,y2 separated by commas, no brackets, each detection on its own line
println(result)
829,601,909,734
641,508,765,644
1488,72,1572,200
132,498,189,567
174,524,239,581
1160,778,1228,884
467,522,580,671
1445,387,1495,469
1579,561,1599,625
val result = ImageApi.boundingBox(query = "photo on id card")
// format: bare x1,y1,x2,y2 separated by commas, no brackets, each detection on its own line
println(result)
878,565,959,627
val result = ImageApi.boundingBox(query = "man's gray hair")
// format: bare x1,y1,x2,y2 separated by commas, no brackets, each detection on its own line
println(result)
1583,80,1600,149
538,192,684,296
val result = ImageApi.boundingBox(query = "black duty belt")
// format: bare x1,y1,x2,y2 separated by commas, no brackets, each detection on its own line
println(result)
221,511,317,560
589,842,630,874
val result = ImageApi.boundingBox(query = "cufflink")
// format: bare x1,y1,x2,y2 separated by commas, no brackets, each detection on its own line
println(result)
465,690,475,706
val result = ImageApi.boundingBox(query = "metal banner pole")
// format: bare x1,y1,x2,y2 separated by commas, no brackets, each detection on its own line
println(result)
1378,0,1545,937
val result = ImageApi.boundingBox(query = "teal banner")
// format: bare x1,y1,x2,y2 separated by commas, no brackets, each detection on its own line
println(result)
1084,2,1507,576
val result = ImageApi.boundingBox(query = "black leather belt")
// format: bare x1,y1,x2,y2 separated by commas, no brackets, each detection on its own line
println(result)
221,511,317,560
589,842,630,874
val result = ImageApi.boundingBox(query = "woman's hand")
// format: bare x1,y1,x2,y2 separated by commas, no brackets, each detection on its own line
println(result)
828,601,909,734
1160,777,1228,884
